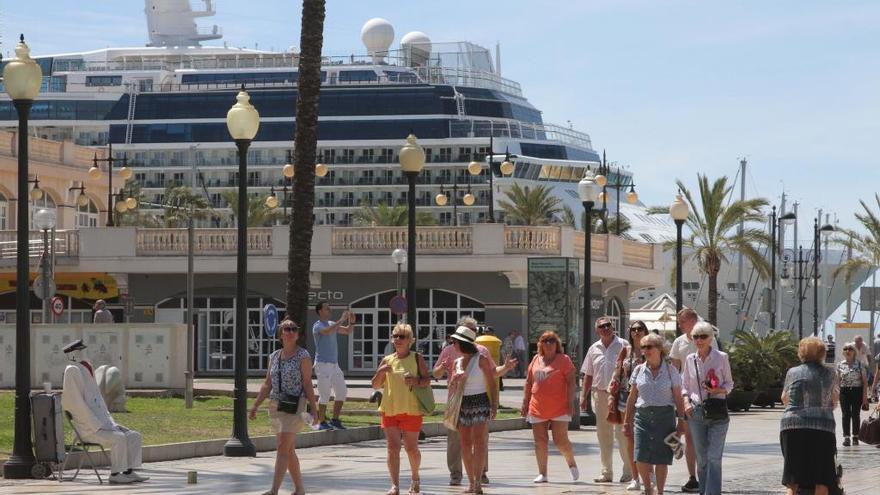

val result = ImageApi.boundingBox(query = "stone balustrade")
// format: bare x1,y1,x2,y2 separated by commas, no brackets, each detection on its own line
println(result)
504,226,561,254
331,226,473,254
135,228,273,256
0,230,79,259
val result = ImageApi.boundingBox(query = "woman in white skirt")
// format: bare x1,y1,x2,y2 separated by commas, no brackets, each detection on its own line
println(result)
250,319,319,495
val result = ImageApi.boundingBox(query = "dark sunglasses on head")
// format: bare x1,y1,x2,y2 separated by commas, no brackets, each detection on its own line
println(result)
641,344,655,350
597,322,613,329
392,334,408,340
693,334,710,340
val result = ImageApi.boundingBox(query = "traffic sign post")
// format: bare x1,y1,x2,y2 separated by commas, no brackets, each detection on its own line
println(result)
50,296,65,317
389,295,407,316
263,304,278,338
32,275,56,301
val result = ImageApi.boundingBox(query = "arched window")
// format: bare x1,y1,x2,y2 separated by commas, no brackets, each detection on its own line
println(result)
29,193,57,229
75,198,99,228
0,192,7,230
606,297,625,333
348,289,485,372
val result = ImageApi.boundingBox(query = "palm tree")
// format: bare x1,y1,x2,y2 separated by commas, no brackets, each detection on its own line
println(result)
287,0,326,330
220,190,281,227
559,204,631,235
352,202,437,226
652,175,770,325
498,183,562,225
164,185,213,227
834,194,880,301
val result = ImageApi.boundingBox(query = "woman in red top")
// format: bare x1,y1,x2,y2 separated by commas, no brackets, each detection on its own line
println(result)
521,331,579,483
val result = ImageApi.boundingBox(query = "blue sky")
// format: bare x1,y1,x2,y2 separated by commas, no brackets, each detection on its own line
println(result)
4,1,879,235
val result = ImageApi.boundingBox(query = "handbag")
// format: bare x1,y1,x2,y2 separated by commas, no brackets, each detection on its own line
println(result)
443,354,480,431
692,355,728,421
275,351,301,414
858,408,880,445
606,350,628,424
412,353,436,415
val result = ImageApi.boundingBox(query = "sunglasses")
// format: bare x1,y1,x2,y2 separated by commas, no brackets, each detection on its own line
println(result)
392,334,408,340
630,326,647,333
281,326,299,333
641,344,655,350
597,323,613,329
540,339,558,344
693,334,710,340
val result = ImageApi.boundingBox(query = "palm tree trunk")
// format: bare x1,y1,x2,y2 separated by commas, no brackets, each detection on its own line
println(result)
287,0,326,337
708,269,719,326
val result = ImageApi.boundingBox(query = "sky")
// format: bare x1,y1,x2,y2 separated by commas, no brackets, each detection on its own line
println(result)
2,1,879,320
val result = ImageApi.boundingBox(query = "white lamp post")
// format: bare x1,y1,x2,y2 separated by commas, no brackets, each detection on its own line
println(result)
670,193,689,335
399,134,425,326
575,171,600,429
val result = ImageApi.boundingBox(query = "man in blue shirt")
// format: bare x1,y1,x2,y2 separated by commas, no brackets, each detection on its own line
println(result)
312,301,356,430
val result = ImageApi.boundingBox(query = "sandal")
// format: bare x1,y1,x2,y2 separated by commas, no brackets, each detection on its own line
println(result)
261,491,277,495
408,480,421,494
386,486,400,495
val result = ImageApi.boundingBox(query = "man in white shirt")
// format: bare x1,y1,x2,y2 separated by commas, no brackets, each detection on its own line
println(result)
61,340,147,485
579,316,632,483
669,308,713,493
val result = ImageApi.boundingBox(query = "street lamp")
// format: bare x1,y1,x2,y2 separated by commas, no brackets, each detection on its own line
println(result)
69,183,91,208
576,170,601,430
670,192,689,335
480,135,515,223
33,209,56,323
89,143,131,227
28,176,43,200
596,151,639,235
435,166,477,226
391,248,407,296
223,85,259,458
812,219,836,336
770,208,797,329
399,133,425,328
3,33,42,480
781,246,810,340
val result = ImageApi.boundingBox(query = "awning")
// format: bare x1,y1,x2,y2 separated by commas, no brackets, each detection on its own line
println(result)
0,272,118,300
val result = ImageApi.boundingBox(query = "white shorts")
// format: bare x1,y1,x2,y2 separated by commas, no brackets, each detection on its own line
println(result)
527,414,572,424
314,362,347,405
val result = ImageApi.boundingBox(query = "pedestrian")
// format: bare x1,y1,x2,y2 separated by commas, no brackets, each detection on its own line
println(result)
579,316,633,484
513,331,527,378
249,320,319,495
371,323,430,495
522,331,579,484
433,317,515,487
311,301,356,430
837,342,868,446
611,320,648,492
623,332,688,495
780,336,839,495
448,325,498,495
681,322,733,495
93,299,114,323
853,335,870,369
669,308,713,493
825,335,836,364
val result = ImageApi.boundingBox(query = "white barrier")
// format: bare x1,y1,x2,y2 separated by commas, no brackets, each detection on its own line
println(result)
0,323,187,390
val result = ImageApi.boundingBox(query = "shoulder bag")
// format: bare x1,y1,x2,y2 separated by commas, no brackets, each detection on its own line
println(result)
412,352,436,415
692,355,728,421
443,354,480,431
276,351,301,414
858,408,880,445
606,349,627,424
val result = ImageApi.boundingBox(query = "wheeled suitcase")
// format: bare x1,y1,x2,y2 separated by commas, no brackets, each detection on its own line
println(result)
31,392,66,476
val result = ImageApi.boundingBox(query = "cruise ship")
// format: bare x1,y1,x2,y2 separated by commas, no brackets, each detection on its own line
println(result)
0,0,623,228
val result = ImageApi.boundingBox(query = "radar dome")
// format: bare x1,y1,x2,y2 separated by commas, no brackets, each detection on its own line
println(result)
361,18,394,63
401,31,432,67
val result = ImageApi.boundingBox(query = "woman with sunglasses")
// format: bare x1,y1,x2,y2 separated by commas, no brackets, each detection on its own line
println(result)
610,321,648,491
837,342,868,446
250,319,319,495
372,323,430,495
622,333,687,495
522,331,579,483
681,322,733,495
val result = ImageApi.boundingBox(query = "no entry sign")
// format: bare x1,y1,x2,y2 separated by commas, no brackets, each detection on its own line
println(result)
50,296,65,316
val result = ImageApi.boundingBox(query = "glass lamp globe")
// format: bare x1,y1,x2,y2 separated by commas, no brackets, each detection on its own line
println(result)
88,166,101,180
435,193,448,206
115,201,128,213
627,190,639,204
77,193,89,207
282,163,294,178
3,35,42,101
577,173,600,204
399,134,426,174
29,187,43,200
467,161,482,176
265,195,279,209
595,173,608,188
597,191,606,204
463,193,475,206
119,166,133,180
33,208,56,230
226,87,260,141
315,163,328,178
125,196,138,210
391,248,407,265
670,194,689,222
500,159,514,176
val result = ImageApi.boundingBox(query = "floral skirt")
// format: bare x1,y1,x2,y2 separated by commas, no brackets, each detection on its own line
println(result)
458,393,491,427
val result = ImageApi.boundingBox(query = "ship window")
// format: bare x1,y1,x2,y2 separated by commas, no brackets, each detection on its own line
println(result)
338,70,378,83
85,75,122,87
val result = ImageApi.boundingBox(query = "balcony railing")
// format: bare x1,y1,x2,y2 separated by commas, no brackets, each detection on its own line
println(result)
622,239,655,269
136,228,272,256
0,230,79,260
332,227,473,255
504,226,561,255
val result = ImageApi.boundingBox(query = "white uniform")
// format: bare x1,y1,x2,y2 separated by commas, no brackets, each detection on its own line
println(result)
62,362,142,474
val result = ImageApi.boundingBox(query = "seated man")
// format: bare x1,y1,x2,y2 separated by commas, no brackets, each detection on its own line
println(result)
61,339,148,484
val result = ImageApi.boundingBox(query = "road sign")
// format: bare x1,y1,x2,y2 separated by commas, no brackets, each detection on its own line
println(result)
389,295,407,315
120,293,135,314
50,296,65,316
33,276,56,301
859,287,880,311
263,304,278,337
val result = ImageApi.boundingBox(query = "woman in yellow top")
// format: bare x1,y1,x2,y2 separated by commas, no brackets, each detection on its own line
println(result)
371,323,430,495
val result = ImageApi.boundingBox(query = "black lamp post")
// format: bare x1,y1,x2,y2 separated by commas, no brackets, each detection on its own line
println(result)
223,86,260,457
575,171,601,430
89,143,132,227
595,150,639,235
399,134,425,329
782,246,809,340
435,179,475,226
813,219,836,336
770,208,797,329
275,150,326,223
477,135,515,223
670,193,689,335
2,34,42,480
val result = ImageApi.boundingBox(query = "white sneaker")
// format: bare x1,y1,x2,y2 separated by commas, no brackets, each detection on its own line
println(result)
626,479,641,491
570,466,580,481
109,473,135,484
126,471,150,482
533,474,548,483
